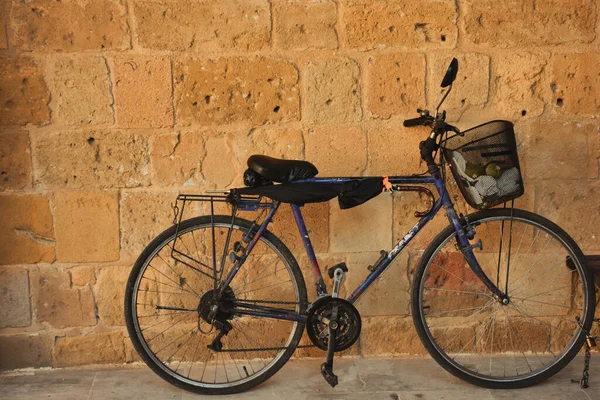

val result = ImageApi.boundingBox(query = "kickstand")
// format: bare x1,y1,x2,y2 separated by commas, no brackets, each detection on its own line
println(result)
321,306,339,388
571,317,599,389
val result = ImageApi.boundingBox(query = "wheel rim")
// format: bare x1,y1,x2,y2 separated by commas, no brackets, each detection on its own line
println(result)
131,222,302,389
417,214,590,383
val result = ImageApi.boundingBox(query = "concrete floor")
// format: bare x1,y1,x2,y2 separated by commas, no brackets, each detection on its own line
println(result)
1,357,598,400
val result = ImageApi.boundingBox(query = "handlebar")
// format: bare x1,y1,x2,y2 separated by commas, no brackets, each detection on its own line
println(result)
402,115,434,127
403,113,461,137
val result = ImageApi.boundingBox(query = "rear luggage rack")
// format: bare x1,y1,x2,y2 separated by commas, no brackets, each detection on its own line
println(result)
170,192,275,281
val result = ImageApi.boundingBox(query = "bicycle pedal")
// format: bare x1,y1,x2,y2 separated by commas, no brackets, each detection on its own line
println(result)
327,262,348,279
320,363,338,388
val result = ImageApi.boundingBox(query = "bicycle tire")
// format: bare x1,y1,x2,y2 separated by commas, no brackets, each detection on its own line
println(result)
411,208,595,389
125,215,308,395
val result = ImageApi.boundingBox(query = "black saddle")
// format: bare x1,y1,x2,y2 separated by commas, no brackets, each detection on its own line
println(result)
247,155,318,184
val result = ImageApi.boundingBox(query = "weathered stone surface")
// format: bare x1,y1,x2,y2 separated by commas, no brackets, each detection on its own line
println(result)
134,0,270,52
0,267,31,329
344,0,457,49
360,316,426,355
428,53,490,115
32,130,150,189
48,56,113,126
0,128,32,191
493,52,547,119
202,134,243,188
367,54,425,119
31,266,96,328
231,127,304,162
345,251,410,316
0,57,50,126
535,180,600,252
0,194,55,265
366,121,424,176
96,266,130,326
54,191,119,263
522,122,597,180
304,126,366,176
0,334,53,370
330,193,393,253
273,1,338,50
305,58,361,124
552,53,600,117
69,265,96,287
112,56,173,128
120,190,178,259
54,331,125,367
175,57,300,126
12,0,130,51
149,131,204,186
271,202,329,254
462,0,596,48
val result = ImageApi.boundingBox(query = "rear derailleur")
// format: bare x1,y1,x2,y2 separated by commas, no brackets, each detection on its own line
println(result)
306,263,362,387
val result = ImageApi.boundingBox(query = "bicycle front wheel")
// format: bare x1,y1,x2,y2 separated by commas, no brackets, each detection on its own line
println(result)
412,208,595,388
125,215,308,395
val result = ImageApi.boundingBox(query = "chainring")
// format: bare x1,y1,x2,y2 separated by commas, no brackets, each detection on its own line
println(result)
306,297,361,351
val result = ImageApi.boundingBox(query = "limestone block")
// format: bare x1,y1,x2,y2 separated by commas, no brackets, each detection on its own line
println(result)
111,55,173,128
330,193,393,253
428,53,489,115
360,316,426,355
133,0,270,52
304,126,366,176
54,331,125,367
32,130,150,189
273,1,338,50
11,0,130,51
367,54,425,119
0,334,53,370
0,267,31,329
69,265,97,287
149,131,204,186
175,57,300,126
48,56,113,126
31,266,96,328
552,53,600,117
522,122,597,180
54,191,119,263
0,128,32,191
343,0,457,50
535,179,600,252
96,266,130,326
0,194,55,265
366,122,424,176
493,52,548,119
0,57,50,126
305,58,361,124
271,202,329,254
462,0,595,48
120,190,179,260
344,251,410,317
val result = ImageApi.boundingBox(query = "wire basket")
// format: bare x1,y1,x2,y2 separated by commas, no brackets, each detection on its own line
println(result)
442,120,524,210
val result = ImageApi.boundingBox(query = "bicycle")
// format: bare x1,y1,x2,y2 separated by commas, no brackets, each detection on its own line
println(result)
124,58,596,394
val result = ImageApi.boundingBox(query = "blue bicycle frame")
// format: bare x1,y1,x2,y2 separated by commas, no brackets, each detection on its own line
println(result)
221,170,506,323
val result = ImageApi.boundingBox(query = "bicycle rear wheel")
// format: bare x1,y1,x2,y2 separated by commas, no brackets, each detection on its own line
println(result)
125,215,307,395
412,208,595,388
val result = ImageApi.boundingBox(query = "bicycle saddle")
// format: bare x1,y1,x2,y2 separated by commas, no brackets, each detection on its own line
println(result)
247,155,318,184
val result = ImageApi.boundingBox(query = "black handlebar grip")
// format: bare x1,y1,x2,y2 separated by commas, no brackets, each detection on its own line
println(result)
403,117,426,127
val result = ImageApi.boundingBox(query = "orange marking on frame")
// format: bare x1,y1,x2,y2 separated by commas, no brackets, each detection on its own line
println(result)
382,176,392,191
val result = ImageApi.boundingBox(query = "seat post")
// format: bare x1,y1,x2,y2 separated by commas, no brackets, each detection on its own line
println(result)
290,204,327,296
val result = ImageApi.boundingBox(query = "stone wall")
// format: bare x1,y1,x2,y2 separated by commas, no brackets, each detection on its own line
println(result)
0,0,599,370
